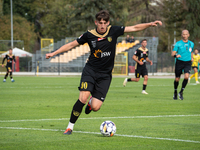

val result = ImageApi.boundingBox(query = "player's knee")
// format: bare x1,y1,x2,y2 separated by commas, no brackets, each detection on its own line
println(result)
175,78,180,82
79,96,89,104
136,78,140,82
184,77,189,80
92,105,101,112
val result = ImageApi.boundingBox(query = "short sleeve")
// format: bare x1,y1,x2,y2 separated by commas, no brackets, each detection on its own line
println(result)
134,50,139,56
192,42,194,52
173,42,178,52
76,32,88,45
112,26,125,37
146,51,149,57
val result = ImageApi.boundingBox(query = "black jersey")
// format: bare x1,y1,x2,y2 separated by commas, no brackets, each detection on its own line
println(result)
134,47,149,69
77,25,125,73
2,54,16,67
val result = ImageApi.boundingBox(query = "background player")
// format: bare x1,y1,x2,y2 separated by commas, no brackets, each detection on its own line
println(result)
188,48,200,84
171,30,194,100
123,39,153,94
2,48,15,82
46,10,162,135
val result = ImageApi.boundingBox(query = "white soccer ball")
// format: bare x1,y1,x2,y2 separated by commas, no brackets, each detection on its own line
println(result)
100,120,116,137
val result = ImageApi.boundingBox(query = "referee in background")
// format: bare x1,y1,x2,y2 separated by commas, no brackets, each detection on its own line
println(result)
171,30,194,100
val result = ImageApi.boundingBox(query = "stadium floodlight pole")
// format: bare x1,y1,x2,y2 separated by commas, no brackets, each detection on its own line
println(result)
10,0,13,49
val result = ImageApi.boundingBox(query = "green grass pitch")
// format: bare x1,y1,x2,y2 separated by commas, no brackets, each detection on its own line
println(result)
0,76,200,150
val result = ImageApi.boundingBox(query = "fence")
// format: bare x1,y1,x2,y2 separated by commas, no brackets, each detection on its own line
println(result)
1,37,178,75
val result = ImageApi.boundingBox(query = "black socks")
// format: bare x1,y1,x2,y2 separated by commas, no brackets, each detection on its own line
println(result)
69,99,85,123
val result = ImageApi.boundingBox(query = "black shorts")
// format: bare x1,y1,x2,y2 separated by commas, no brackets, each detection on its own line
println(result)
175,60,191,77
78,66,112,102
135,67,148,78
6,65,12,72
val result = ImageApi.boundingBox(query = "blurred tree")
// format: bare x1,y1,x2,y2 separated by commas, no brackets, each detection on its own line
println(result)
0,15,37,52
39,0,78,41
68,0,128,36
127,0,162,37
183,0,200,47
158,0,184,52
158,0,200,51
0,0,3,16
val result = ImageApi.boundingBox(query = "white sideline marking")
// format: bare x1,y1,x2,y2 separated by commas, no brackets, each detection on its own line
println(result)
0,114,200,122
0,127,200,144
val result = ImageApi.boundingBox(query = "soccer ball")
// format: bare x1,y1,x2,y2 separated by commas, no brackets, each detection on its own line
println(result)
100,120,116,137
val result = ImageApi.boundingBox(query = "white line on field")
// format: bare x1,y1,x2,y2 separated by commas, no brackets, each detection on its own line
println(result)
0,114,200,122
0,127,199,144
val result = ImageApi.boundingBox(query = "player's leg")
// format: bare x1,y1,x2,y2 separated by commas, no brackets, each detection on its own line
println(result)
3,67,9,82
89,97,103,112
64,66,94,134
142,75,148,94
193,67,199,83
123,70,140,86
178,61,191,100
9,70,15,82
64,91,90,135
86,73,112,114
7,67,14,82
3,72,8,82
189,68,195,81
178,73,189,100
141,68,148,94
173,61,182,100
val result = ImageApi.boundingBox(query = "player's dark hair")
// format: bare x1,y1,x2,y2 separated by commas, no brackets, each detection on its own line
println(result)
95,10,110,22
141,39,147,43
9,48,12,50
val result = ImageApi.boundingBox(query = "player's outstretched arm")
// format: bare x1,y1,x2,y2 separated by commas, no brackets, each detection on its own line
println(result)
46,40,79,59
124,20,162,33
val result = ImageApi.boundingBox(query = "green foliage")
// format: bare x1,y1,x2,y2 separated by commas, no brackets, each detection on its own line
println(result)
68,0,128,34
2,0,200,51
0,15,37,52
183,0,200,46
39,1,76,41
0,77,200,149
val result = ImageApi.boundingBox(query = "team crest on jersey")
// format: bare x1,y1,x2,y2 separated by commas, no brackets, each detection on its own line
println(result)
189,47,192,52
107,37,112,42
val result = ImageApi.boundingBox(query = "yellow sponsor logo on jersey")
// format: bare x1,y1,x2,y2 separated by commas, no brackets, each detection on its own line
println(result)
94,49,102,58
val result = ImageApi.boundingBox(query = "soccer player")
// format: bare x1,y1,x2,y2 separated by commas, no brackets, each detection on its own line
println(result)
188,49,200,84
171,30,194,100
46,10,162,134
123,39,153,94
2,48,16,82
